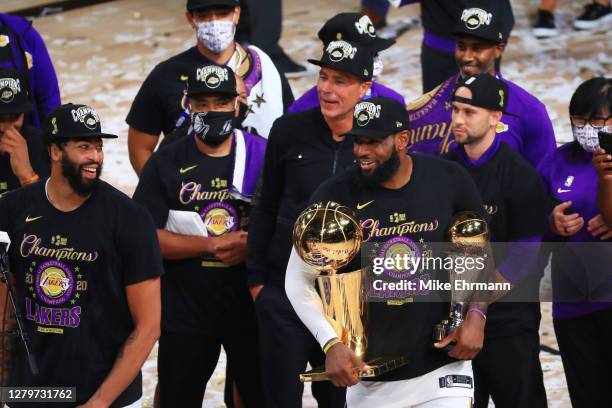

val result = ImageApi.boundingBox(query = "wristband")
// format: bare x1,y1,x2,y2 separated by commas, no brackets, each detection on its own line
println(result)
468,307,487,321
20,174,39,186
323,337,342,354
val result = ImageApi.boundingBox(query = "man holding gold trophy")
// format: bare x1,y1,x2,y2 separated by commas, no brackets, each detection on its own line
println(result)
286,96,502,407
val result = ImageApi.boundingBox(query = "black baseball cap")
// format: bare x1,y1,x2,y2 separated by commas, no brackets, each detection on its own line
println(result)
452,1,514,44
186,0,239,11
0,68,33,114
452,74,509,112
308,40,373,81
43,103,118,144
318,13,395,52
345,96,410,139
186,63,238,96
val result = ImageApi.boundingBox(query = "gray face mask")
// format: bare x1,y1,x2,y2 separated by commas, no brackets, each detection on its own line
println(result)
573,124,611,152
195,16,235,53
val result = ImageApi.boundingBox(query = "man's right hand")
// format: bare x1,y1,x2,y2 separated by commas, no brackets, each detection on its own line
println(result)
551,201,584,236
325,342,368,388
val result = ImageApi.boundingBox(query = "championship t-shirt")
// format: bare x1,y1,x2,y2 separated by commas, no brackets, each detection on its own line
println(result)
309,154,484,381
0,125,49,197
0,181,163,407
133,136,252,335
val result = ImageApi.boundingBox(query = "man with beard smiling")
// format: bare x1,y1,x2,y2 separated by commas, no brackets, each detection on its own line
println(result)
406,1,556,169
247,41,372,407
286,96,490,408
0,103,163,408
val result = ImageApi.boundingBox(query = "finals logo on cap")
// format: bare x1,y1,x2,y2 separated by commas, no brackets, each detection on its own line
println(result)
326,40,357,62
355,101,382,127
71,105,100,130
0,77,21,104
196,65,229,90
354,15,376,38
461,8,492,30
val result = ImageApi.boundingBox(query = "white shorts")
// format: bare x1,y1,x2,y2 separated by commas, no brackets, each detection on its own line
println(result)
346,361,474,408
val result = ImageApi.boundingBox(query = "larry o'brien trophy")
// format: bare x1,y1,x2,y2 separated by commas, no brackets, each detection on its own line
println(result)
293,201,408,382
434,212,489,344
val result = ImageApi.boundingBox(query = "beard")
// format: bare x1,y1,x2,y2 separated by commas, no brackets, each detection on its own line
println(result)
61,155,102,197
358,149,401,188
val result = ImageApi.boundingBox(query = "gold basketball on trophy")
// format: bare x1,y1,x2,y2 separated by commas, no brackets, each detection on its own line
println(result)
448,211,489,252
293,201,363,274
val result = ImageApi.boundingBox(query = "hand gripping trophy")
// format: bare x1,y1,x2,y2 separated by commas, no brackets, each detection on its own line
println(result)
434,211,489,346
293,201,408,382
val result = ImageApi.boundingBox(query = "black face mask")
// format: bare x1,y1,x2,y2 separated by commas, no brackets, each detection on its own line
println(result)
236,101,249,127
191,110,235,146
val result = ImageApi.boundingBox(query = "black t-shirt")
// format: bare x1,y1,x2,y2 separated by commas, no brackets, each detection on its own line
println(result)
133,137,251,335
421,0,514,39
0,181,163,407
246,108,357,288
126,46,294,137
447,142,546,338
309,154,484,381
0,125,49,197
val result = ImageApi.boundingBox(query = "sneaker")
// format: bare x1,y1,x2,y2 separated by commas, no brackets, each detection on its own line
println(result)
533,9,559,38
574,2,612,30
271,51,307,79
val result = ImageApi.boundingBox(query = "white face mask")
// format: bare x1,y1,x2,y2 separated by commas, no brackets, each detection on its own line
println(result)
573,124,611,152
196,15,235,53
372,54,384,80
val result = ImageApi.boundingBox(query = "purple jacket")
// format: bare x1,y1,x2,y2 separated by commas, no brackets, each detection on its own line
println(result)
538,142,612,319
287,82,406,114
0,14,61,127
407,73,556,169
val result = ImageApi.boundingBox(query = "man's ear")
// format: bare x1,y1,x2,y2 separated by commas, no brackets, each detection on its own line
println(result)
359,81,373,99
490,111,503,129
49,143,62,162
233,6,241,24
494,42,506,59
395,130,409,151
186,11,196,29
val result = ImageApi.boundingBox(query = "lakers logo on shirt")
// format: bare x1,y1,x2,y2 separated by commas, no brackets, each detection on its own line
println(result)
461,8,492,30
0,35,9,47
377,236,422,279
35,260,75,306
201,202,239,236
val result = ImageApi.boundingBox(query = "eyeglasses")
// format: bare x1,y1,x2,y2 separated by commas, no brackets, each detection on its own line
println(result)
570,115,612,129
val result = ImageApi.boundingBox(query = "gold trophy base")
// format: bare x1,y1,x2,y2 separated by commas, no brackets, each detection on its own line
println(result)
299,356,409,382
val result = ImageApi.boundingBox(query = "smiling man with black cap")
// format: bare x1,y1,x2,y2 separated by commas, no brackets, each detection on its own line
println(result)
0,68,49,197
286,96,489,407
446,74,548,408
246,41,373,407
288,12,405,114
133,63,265,407
406,1,556,171
126,0,293,176
0,103,163,407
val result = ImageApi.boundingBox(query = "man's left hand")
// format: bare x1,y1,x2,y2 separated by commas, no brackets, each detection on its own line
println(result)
593,148,612,180
434,311,485,360
0,125,35,182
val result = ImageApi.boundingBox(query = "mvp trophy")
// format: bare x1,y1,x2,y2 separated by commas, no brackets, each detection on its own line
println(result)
434,211,489,344
293,201,408,382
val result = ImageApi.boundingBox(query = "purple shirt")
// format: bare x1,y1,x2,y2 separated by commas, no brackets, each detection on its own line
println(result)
0,14,61,127
407,74,556,170
287,82,406,114
538,142,612,319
